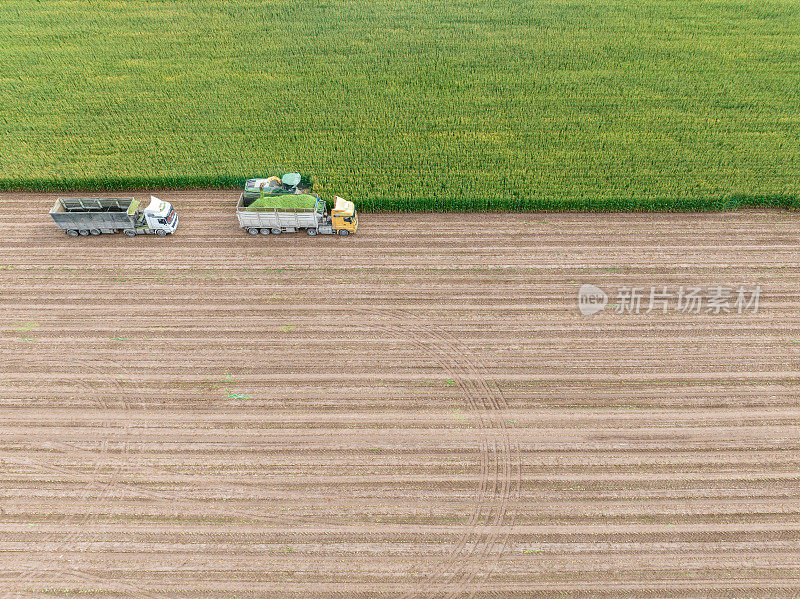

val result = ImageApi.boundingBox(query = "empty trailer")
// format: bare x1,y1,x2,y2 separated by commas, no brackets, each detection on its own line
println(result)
50,196,178,237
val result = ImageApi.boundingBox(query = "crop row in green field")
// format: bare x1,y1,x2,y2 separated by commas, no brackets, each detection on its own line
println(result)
1,1,799,211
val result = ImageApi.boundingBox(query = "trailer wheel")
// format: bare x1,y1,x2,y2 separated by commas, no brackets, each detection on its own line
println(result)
306,228,317,236
66,229,79,237
89,229,101,236
259,228,271,235
248,228,260,235
338,229,350,237
271,228,282,235
124,229,137,237
156,229,167,237
79,230,90,236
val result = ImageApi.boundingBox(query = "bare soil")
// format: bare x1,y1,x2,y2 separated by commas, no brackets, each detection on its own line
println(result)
1,191,799,598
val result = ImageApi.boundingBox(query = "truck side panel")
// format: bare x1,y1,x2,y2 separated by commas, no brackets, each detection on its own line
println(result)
50,198,138,233
237,211,320,229
50,211,135,231
236,197,320,230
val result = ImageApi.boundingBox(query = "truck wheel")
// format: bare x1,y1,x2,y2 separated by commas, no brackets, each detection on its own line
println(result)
89,229,101,236
79,230,90,236
156,229,167,237
66,229,79,237
306,228,317,236
259,228,271,235
271,228,282,235
124,229,137,237
248,228,260,235
338,229,350,237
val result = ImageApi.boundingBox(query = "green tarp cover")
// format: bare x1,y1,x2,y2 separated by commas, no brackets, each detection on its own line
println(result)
247,193,318,210
281,172,302,187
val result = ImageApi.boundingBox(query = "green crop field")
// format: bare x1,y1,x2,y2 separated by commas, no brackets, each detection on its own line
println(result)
1,0,799,210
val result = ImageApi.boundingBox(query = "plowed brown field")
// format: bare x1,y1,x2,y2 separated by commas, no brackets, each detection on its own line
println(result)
1,192,799,598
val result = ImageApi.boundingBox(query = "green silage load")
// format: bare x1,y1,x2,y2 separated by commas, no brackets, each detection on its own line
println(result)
247,193,318,211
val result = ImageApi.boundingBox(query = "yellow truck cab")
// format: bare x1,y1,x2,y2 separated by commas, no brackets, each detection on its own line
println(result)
331,196,358,236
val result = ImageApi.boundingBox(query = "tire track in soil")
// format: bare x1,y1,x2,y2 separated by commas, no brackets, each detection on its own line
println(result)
442,344,521,599
28,309,514,598
7,356,332,598
6,360,289,594
3,360,168,599
368,314,490,595
368,307,521,598
397,324,501,599
410,316,521,599
400,317,517,599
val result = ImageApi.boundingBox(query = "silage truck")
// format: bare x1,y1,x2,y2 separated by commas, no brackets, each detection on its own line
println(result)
237,177,358,236
50,196,178,237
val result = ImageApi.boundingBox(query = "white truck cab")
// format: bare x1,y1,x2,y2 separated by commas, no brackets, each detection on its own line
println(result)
141,196,178,235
